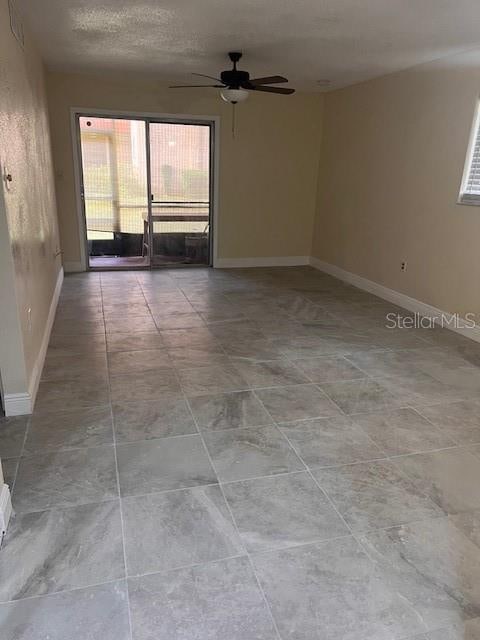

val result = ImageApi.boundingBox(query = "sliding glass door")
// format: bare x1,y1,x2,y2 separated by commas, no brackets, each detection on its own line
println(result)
79,116,149,268
148,122,211,267
77,114,213,269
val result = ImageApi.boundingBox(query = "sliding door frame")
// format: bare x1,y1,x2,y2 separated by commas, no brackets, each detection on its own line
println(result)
70,107,220,271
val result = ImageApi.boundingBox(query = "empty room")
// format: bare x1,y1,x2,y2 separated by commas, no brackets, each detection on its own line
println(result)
2,0,480,638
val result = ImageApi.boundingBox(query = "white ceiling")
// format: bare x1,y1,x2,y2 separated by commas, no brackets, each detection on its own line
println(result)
18,0,480,91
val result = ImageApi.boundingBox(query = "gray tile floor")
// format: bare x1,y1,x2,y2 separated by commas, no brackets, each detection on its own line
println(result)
1,266,480,638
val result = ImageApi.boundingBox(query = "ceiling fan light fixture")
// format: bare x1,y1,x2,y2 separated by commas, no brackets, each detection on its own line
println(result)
220,88,249,104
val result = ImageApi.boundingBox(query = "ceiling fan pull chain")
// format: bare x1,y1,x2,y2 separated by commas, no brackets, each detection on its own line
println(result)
232,103,235,139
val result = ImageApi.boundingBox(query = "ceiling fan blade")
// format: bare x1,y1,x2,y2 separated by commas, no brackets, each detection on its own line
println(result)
250,85,295,95
169,84,224,88
192,72,224,83
249,75,288,85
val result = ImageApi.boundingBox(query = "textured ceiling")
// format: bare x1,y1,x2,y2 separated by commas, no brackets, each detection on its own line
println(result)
18,0,480,91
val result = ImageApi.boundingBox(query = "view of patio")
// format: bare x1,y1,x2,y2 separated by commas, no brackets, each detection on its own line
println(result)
79,116,211,266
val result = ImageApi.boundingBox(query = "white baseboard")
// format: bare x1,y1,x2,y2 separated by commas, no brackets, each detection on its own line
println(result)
28,266,64,406
63,261,84,273
0,483,12,544
215,256,310,268
3,267,64,416
3,392,31,416
309,257,480,344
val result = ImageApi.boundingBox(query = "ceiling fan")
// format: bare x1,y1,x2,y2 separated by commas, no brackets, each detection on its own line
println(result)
170,52,295,103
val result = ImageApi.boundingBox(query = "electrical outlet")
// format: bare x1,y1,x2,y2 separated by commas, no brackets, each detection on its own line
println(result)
27,307,32,332
401,261,407,272
3,166,13,192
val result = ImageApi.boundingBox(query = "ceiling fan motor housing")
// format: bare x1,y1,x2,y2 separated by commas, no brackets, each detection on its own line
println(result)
220,69,250,88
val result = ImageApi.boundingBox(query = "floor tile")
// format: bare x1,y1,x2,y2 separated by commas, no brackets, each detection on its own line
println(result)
256,318,304,338
103,305,151,319
345,349,421,378
313,460,442,532
107,348,171,375
148,300,195,316
51,317,105,335
0,501,124,601
123,485,244,575
363,327,429,350
407,346,473,375
422,618,480,639
280,416,384,468
113,397,196,442
128,556,277,640
352,407,455,455
221,338,286,362
203,425,304,482
35,378,110,413
105,316,157,334
294,355,366,383
116,434,217,496
272,335,347,359
41,353,108,382
252,536,427,640
424,363,480,396
153,312,206,330
13,445,118,513
109,368,180,402
47,332,107,356
159,326,218,348
417,400,480,444
24,406,113,454
359,517,480,633
320,379,402,415
232,360,309,388
223,471,348,552
0,416,28,459
393,448,480,514
0,581,130,640
189,390,273,431
455,341,480,367
106,331,164,353
55,305,103,321
208,319,266,342
380,371,462,407
255,384,342,423
166,345,229,368
450,507,480,548
177,364,248,396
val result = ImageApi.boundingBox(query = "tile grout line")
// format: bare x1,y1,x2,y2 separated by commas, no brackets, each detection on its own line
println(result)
0,576,126,606
101,274,135,640
182,390,284,640
251,386,357,540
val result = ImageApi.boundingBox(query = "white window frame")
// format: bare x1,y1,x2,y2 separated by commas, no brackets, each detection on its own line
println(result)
459,97,480,206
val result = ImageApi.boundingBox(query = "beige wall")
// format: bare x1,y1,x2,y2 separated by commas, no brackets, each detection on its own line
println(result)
312,50,480,318
46,71,323,265
0,0,61,402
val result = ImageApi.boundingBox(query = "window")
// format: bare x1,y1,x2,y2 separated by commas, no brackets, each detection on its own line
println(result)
459,99,480,205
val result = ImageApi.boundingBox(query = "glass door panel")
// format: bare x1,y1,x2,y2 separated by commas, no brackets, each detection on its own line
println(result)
79,116,149,268
148,122,211,266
